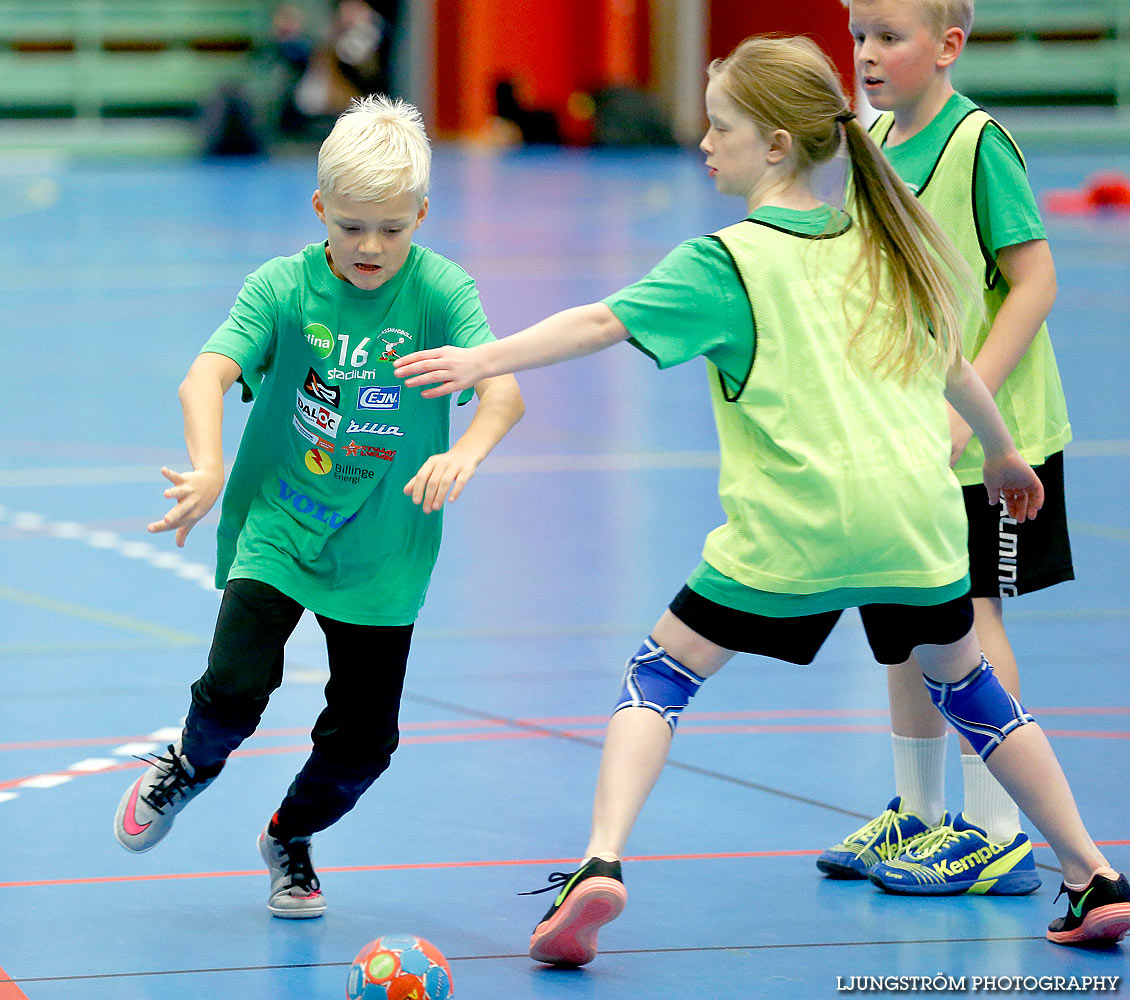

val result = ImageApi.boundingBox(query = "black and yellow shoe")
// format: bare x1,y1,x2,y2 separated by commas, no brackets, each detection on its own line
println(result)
1047,872,1130,945
523,858,627,966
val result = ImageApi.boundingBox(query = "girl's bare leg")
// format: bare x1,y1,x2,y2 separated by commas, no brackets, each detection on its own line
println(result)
914,628,1113,886
584,610,734,861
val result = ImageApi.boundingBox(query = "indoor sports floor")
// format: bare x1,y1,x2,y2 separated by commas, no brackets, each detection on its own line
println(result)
1,140,1127,999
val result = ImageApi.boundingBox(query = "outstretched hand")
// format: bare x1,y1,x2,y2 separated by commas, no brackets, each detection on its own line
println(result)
404,446,480,513
147,465,223,547
983,452,1044,523
393,347,483,398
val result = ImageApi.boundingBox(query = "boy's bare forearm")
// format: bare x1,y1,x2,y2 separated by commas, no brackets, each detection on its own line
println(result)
974,240,1056,395
178,353,242,476
452,374,524,462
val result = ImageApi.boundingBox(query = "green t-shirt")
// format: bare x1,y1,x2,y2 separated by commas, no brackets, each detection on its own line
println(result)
604,205,849,391
203,241,495,625
605,206,968,616
879,92,1045,254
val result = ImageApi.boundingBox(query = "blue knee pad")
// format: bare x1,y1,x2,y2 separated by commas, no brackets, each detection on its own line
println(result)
923,655,1033,761
614,637,705,732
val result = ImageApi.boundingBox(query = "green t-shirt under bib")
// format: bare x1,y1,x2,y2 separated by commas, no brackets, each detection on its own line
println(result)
204,241,495,625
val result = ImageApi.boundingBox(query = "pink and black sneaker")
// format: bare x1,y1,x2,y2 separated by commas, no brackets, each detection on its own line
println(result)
524,857,627,966
1047,872,1130,945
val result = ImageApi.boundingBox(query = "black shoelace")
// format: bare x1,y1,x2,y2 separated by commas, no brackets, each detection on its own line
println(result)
518,871,573,897
137,744,199,814
277,838,320,892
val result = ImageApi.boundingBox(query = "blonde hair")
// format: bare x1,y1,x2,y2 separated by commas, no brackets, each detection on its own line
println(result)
709,34,969,380
842,0,974,38
317,94,431,203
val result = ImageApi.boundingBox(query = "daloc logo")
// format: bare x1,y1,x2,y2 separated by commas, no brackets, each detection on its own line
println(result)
357,385,401,411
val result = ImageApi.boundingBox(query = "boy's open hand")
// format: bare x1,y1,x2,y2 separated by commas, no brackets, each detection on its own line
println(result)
148,465,223,547
982,451,1044,523
405,446,480,513
393,347,483,398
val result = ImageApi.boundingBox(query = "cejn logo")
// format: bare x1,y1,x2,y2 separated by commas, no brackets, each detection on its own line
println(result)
303,368,341,408
296,390,341,439
357,385,400,411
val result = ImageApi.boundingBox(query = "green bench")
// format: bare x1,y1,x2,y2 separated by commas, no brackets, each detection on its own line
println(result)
0,0,268,119
953,0,1130,106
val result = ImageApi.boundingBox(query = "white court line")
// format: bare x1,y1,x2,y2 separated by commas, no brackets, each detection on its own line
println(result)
112,743,160,757
19,774,73,789
67,758,117,773
0,507,216,592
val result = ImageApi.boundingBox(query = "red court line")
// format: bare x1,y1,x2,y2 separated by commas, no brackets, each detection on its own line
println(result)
3,842,1128,891
3,707,1127,753
3,722,1127,792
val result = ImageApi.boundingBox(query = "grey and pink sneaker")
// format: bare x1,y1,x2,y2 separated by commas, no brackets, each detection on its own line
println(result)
257,824,326,919
114,741,219,853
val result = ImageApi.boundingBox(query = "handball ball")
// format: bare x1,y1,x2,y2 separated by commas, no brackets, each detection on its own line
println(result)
346,934,454,1000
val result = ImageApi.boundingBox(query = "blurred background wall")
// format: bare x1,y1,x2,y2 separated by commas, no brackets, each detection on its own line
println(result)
0,0,1126,158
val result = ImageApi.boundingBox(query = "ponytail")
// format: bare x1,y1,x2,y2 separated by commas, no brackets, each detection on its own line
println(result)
713,34,972,381
841,117,971,380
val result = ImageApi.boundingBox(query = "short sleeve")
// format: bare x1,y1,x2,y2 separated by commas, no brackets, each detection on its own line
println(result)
974,125,1047,255
441,276,495,350
201,273,278,401
602,237,753,385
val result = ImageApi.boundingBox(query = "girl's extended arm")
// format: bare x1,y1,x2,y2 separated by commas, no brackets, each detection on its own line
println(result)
393,303,630,397
404,373,524,513
148,351,242,546
944,357,1044,523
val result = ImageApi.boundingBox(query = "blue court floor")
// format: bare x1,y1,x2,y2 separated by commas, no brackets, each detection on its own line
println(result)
0,141,1127,999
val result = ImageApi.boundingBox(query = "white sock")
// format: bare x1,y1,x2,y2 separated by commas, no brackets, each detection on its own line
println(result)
891,734,947,826
961,753,1021,844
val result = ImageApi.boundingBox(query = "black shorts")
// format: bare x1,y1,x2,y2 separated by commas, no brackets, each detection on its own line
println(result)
669,586,974,666
964,451,1073,599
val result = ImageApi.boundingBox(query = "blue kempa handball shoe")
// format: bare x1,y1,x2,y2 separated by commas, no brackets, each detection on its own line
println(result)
817,797,942,879
868,813,1042,895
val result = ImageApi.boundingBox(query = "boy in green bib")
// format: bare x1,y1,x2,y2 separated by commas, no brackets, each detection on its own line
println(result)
820,0,1077,898
395,36,1128,960
113,95,523,919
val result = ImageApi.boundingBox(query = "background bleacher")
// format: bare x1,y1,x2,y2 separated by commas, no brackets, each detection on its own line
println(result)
952,0,1130,146
0,0,273,156
1,0,1129,156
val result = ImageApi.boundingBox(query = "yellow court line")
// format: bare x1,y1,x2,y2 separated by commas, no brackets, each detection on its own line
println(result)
0,586,203,646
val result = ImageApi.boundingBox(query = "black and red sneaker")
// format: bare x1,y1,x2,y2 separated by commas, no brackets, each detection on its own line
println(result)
1047,872,1130,945
523,857,627,966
